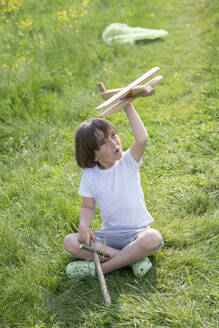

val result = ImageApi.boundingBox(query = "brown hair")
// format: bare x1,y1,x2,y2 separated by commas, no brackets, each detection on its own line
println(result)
75,118,117,168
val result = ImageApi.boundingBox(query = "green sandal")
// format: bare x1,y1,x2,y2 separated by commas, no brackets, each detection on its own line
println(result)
131,257,152,277
66,260,96,278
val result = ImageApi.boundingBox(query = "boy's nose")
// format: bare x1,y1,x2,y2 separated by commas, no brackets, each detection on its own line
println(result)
110,139,117,147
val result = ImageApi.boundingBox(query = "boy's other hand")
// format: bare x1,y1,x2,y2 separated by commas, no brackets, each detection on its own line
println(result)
78,226,96,245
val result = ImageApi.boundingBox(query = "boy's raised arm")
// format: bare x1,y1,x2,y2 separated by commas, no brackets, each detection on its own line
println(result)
124,103,148,162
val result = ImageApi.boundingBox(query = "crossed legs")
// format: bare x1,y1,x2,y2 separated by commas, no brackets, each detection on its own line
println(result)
64,229,162,275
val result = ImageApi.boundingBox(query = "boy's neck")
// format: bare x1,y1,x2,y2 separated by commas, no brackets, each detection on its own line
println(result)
97,160,116,170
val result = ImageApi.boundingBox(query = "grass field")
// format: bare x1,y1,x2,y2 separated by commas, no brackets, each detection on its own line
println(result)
0,0,218,327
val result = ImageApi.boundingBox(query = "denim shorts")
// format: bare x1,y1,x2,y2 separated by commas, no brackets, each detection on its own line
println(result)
94,226,164,253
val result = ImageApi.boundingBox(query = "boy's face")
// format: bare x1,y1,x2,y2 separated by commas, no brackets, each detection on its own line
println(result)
94,129,122,169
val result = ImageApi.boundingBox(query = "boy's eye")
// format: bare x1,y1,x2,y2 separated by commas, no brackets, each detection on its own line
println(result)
99,132,116,146
100,140,106,146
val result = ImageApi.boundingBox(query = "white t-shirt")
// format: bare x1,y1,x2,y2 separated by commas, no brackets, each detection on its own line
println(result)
78,149,154,230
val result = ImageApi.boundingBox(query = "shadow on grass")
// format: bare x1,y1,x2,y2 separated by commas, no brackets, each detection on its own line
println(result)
110,37,165,50
43,257,158,327
135,38,165,46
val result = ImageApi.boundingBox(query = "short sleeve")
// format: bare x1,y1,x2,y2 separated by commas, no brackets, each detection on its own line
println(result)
122,149,142,169
78,169,93,198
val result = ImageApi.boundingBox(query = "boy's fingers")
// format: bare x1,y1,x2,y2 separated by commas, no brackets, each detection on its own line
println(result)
91,231,96,242
82,231,96,245
83,233,90,245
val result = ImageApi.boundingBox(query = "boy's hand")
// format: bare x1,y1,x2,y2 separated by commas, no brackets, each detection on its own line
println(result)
78,226,96,245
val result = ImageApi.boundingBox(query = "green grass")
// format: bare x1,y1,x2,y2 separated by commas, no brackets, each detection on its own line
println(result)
0,0,218,327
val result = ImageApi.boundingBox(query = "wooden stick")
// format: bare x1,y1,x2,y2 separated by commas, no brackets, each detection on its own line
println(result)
129,85,152,96
96,67,160,111
100,85,147,100
130,85,155,97
99,76,163,118
80,243,111,259
99,96,136,118
97,82,106,93
146,75,163,88
100,88,122,100
89,240,111,307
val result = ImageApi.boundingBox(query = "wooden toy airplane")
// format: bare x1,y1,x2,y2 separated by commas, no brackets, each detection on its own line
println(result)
96,66,163,117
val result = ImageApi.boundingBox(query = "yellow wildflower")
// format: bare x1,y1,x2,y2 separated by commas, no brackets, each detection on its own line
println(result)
21,19,32,26
56,10,69,22
83,0,89,7
150,13,155,17
75,28,79,33
1,0,22,14
174,72,179,80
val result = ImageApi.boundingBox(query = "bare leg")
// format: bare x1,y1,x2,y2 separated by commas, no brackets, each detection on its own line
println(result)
64,229,162,274
64,233,120,262
101,229,162,274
